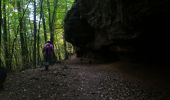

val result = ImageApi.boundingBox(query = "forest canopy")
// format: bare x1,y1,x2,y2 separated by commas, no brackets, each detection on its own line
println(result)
0,0,74,71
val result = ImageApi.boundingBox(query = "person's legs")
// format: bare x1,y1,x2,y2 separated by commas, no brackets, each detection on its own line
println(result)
44,55,49,71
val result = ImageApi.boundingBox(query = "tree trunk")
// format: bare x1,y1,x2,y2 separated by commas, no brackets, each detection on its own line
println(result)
50,0,58,43
46,0,58,61
7,2,13,68
47,0,58,43
17,1,28,68
23,18,29,67
64,39,68,60
37,0,43,65
2,0,11,70
29,18,33,63
33,0,37,67
42,14,47,42
41,0,47,42
64,0,69,60
37,29,40,65
47,0,52,41
0,0,2,67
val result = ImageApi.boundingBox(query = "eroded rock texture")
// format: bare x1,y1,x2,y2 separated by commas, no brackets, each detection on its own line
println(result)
64,0,170,61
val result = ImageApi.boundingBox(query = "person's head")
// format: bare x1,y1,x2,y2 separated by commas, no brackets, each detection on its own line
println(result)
46,41,52,44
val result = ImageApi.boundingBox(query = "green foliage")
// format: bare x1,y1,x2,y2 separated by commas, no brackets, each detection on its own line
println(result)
0,0,74,71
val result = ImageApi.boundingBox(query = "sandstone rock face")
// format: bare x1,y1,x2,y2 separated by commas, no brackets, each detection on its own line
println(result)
64,0,170,60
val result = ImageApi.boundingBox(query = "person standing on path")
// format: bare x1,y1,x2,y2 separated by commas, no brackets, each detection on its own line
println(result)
42,41,54,70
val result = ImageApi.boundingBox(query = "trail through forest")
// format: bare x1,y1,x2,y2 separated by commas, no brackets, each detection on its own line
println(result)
0,56,170,100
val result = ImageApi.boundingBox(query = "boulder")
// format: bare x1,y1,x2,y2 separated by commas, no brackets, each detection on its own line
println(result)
64,0,170,61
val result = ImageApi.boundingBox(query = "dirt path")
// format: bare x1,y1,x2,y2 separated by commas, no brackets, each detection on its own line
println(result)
0,58,170,100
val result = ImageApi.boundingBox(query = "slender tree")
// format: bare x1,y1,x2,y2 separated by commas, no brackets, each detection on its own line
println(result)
40,0,47,42
47,0,52,42
29,18,33,63
33,0,37,67
3,0,11,70
37,0,44,64
42,13,47,42
51,0,58,42
17,1,29,68
0,0,2,67
47,0,58,43
64,0,68,60
7,0,13,69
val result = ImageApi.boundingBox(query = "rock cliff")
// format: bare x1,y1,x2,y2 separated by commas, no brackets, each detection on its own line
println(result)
64,0,170,61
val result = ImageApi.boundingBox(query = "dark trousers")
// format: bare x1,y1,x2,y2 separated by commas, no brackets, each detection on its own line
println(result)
44,54,52,70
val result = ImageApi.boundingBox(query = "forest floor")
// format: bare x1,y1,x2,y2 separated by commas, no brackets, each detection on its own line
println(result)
0,56,170,100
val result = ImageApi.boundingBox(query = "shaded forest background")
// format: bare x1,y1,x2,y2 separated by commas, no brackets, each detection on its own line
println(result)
0,0,74,71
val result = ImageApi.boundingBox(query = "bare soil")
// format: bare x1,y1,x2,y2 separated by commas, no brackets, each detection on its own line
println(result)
0,56,170,100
